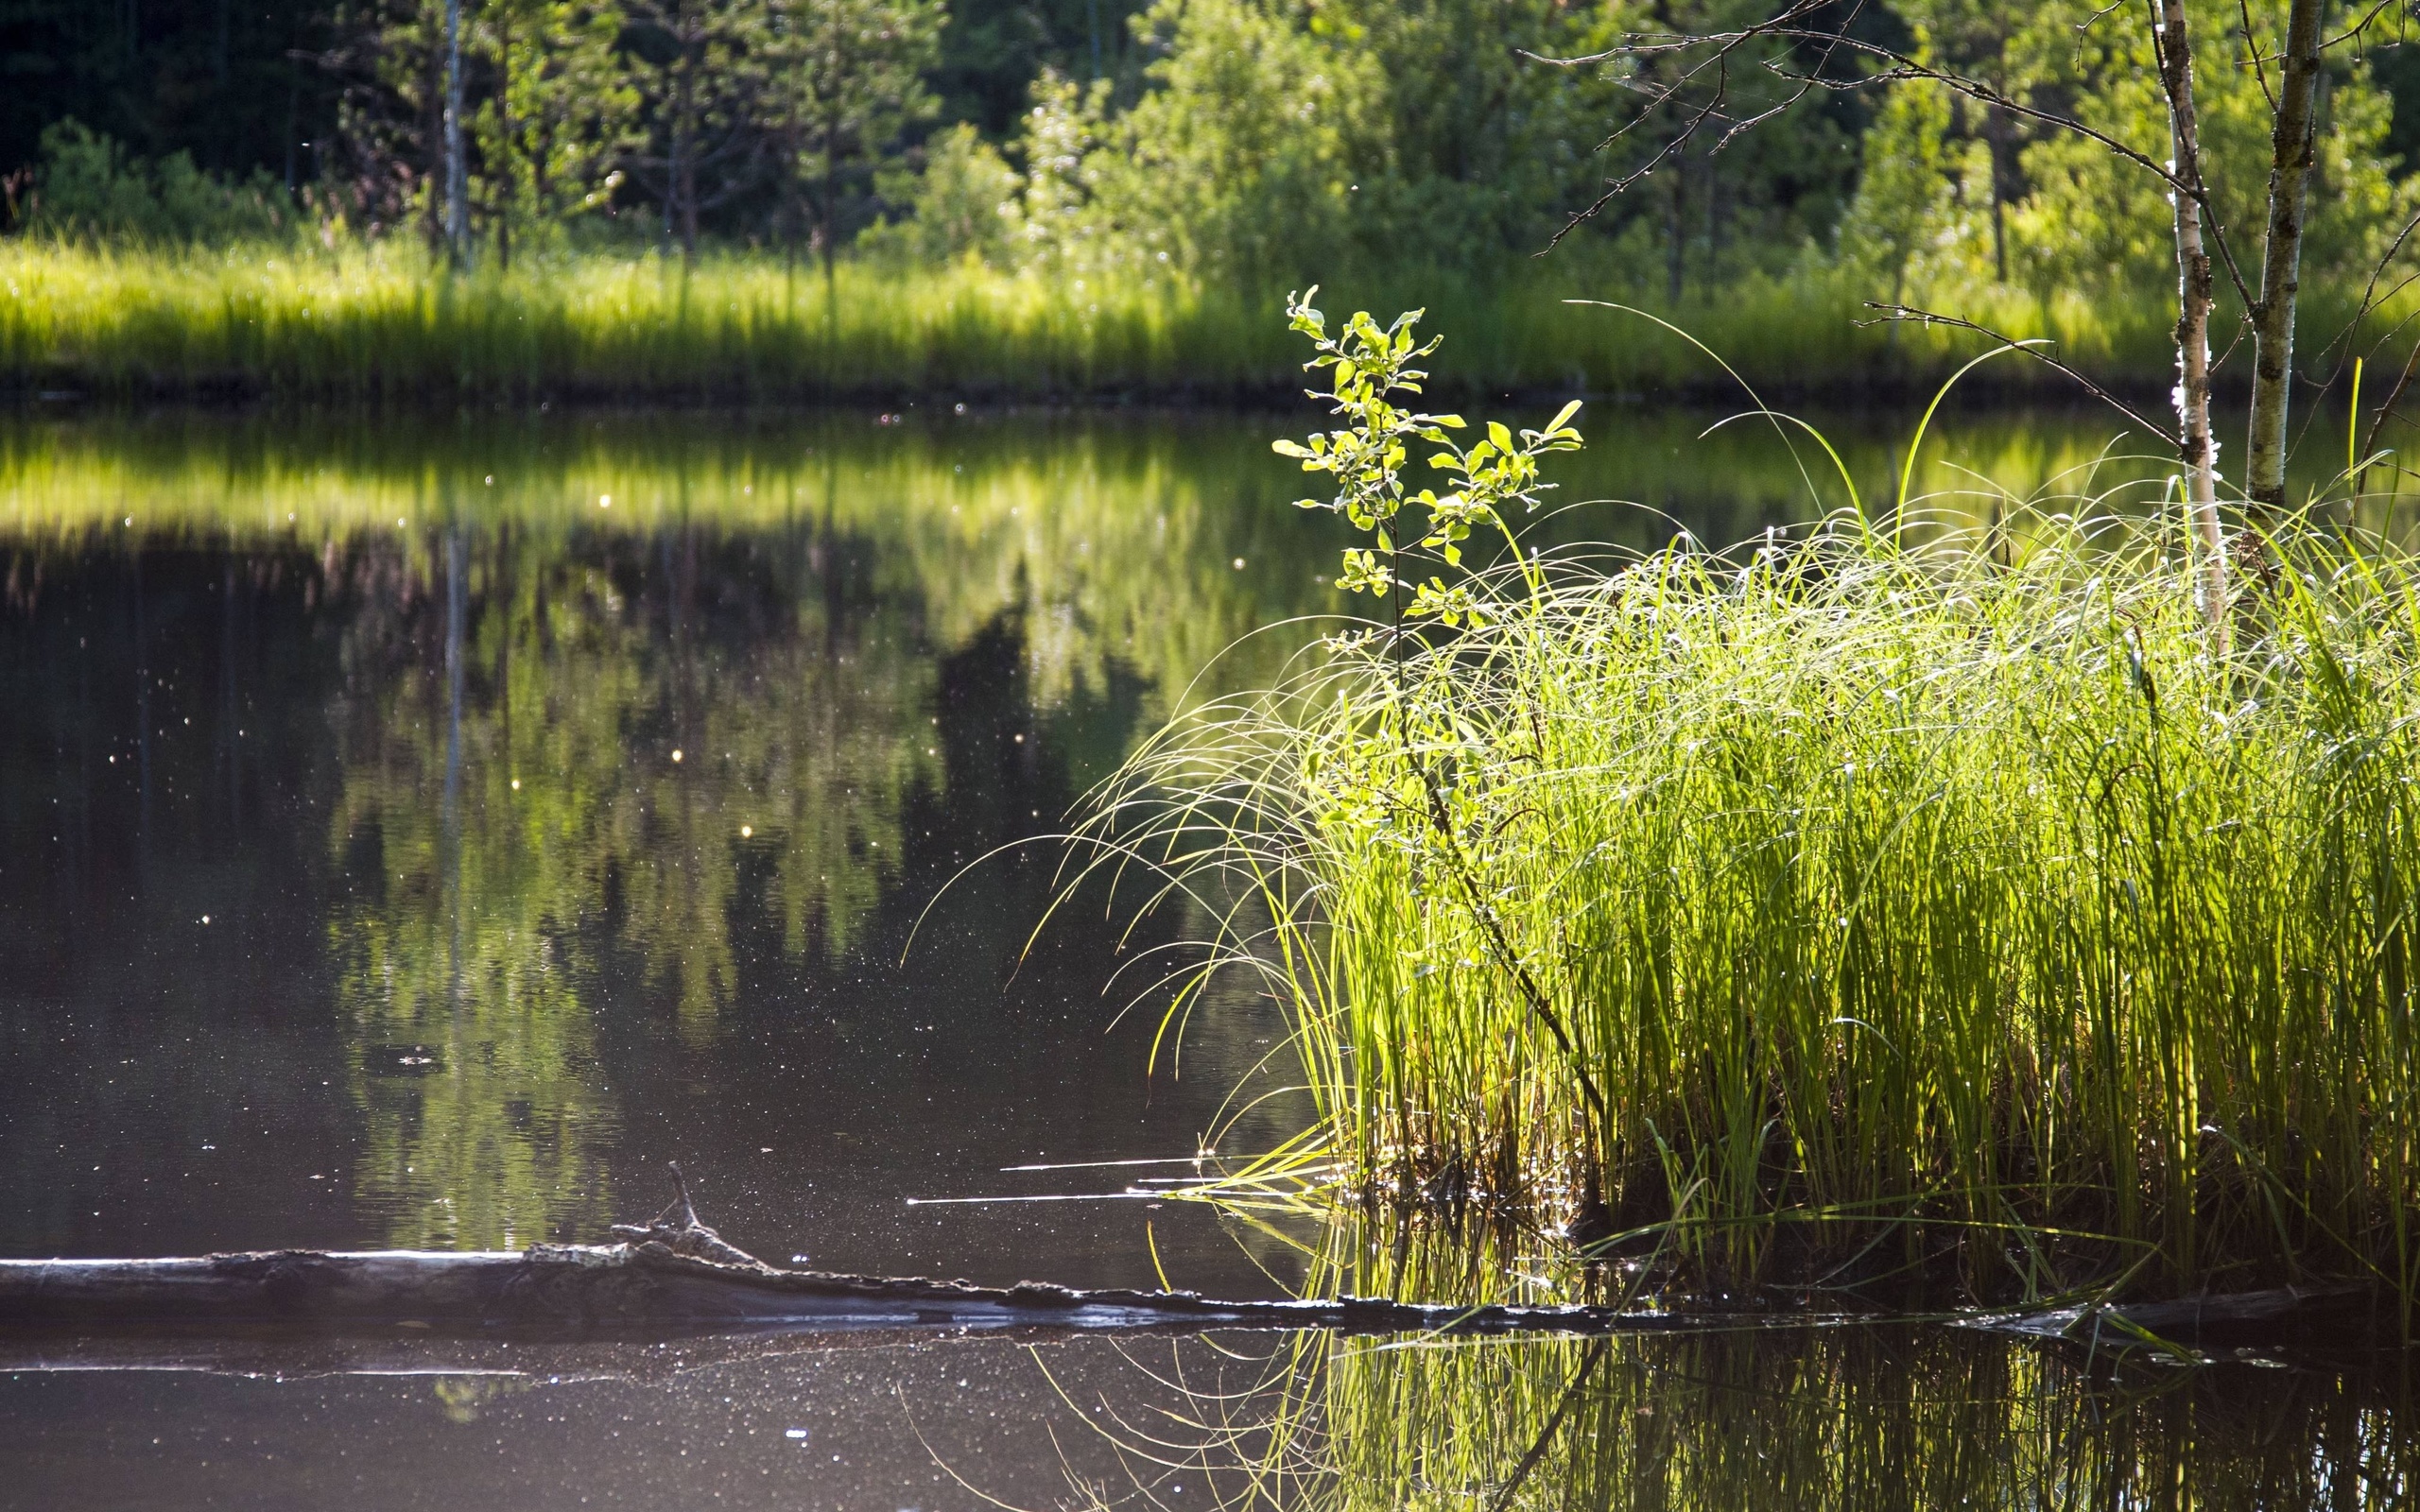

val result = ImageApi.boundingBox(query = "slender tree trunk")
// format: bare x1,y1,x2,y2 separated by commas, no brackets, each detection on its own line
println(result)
443,0,469,266
2246,0,2326,515
678,43,700,262
681,157,699,256
1665,149,1685,305
1705,152,1723,273
495,9,512,271
821,23,849,372
424,43,446,246
821,116,838,294
2152,0,2225,637
669,19,698,263
822,112,839,395
284,43,300,194
1984,102,2011,284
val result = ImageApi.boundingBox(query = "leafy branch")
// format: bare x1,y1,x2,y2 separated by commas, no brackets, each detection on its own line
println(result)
1273,286,1582,631
1273,289,1611,1141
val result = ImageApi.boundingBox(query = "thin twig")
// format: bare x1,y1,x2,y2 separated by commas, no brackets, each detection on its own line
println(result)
2360,335,2420,467
667,1161,700,1229
2238,0,2278,114
1858,302,2182,447
2325,0,2405,50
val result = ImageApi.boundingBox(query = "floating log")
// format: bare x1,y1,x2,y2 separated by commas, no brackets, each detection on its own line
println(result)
0,1241,1703,1338
2,1243,2382,1352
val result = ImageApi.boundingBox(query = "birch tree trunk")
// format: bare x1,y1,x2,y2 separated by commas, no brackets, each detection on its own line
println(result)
443,0,470,266
2246,0,2327,515
2153,0,2225,634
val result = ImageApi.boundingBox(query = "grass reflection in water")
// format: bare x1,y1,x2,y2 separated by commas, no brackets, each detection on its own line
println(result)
1034,1315,2416,1511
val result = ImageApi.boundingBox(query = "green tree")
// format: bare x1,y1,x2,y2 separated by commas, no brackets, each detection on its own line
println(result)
1306,0,1637,267
1902,0,2031,284
2000,4,2403,304
764,0,945,282
860,119,1021,266
328,0,455,241
472,0,639,266
623,0,772,257
1083,0,1381,281
1842,82,1954,317
1006,70,1115,267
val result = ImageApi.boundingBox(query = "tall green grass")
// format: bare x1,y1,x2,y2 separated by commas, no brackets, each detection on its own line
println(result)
0,237,2236,401
1115,497,2420,1312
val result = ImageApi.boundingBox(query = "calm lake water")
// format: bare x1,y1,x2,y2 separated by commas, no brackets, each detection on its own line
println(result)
2,402,2413,1506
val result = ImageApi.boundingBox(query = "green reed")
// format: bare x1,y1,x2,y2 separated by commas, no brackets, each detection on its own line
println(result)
1105,421,2420,1311
0,236,2224,400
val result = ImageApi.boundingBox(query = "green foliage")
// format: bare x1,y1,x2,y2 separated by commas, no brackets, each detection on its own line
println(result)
956,0,1668,284
618,0,772,250
1077,0,1384,280
1841,76,1955,297
26,120,297,244
1860,0,2418,303
1273,287,1579,622
765,0,945,262
1108,303,2420,1317
930,0,1148,135
861,121,1022,266
474,0,639,261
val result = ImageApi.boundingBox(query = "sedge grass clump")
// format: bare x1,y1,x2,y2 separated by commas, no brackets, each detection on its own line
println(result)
1108,295,2420,1314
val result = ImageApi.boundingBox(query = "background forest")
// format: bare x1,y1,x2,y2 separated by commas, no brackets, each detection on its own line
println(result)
8,0,2420,392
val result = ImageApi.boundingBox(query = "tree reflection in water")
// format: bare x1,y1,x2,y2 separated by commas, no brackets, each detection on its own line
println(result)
8,404,2394,1264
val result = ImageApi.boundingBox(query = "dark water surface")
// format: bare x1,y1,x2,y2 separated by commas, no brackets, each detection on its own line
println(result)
4,404,2414,1507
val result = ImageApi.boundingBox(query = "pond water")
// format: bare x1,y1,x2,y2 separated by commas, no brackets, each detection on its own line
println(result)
2,401,2413,1506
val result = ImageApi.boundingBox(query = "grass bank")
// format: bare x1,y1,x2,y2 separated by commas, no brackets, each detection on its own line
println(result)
1106,297,2420,1314
0,238,2245,403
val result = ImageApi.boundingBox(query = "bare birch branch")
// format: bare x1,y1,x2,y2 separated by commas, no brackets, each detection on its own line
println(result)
1858,303,2182,449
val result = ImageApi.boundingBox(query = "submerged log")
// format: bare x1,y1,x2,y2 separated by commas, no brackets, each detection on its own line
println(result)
0,1241,1702,1337
2,1245,2382,1349
1970,1285,2377,1349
